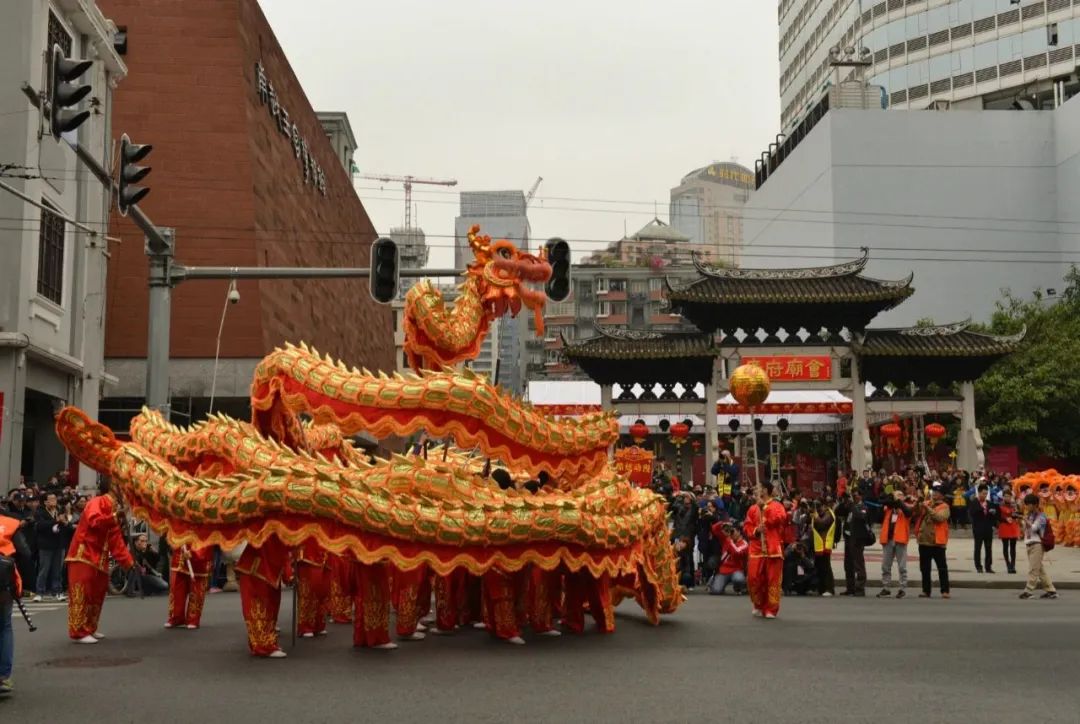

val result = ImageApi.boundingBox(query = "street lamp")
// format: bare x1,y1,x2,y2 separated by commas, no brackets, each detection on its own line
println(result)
208,279,238,414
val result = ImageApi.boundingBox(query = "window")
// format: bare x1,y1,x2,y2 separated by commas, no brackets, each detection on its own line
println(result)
37,200,65,305
595,277,609,293
597,301,611,317
648,277,663,292
48,11,73,56
629,280,648,294
1048,23,1059,48
609,279,626,292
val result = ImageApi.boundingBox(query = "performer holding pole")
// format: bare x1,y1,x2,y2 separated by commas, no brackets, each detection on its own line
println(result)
743,481,786,619
165,542,213,629
65,478,134,644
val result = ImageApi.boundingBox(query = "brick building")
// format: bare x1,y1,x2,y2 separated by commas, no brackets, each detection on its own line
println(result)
98,0,393,429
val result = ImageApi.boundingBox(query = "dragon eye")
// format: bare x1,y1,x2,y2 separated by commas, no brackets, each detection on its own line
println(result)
498,247,512,259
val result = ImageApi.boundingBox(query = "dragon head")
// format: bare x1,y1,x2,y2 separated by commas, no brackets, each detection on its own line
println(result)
467,225,552,335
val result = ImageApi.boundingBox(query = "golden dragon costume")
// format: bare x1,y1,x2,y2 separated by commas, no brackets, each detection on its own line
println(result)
54,225,683,625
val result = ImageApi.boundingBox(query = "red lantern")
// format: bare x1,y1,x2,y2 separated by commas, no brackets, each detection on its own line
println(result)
670,422,690,447
881,422,902,452
925,422,946,447
629,422,649,444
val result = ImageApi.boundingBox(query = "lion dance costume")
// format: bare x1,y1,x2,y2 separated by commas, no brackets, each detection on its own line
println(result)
55,225,682,656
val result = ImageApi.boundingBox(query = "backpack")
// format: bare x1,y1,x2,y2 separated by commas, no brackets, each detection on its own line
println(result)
1040,520,1056,552
0,555,15,602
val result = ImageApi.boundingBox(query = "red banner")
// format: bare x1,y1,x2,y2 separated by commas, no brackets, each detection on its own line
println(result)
535,401,853,416
741,355,832,381
614,446,654,488
986,446,1019,477
795,453,827,496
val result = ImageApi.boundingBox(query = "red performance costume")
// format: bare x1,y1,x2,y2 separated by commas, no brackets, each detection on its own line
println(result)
327,553,354,624
743,496,787,619
482,569,524,644
65,494,133,642
391,564,430,640
235,537,292,657
352,561,395,649
295,540,330,637
166,544,213,629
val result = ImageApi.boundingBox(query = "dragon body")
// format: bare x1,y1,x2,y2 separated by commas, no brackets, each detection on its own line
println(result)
54,223,684,627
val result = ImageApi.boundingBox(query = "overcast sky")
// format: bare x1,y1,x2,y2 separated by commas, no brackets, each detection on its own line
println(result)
260,0,780,267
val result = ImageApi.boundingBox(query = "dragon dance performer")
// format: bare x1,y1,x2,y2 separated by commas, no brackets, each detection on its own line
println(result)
352,560,396,650
563,570,615,635
165,542,213,629
65,478,134,644
481,568,525,644
432,569,467,634
235,536,292,658
295,539,330,638
391,564,429,641
327,553,354,624
743,482,787,619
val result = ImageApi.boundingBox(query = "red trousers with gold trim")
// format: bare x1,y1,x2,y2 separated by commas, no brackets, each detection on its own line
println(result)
296,563,330,636
434,570,467,631
238,574,282,656
391,565,427,636
328,555,354,624
563,571,614,634
352,563,391,647
528,566,559,634
482,570,520,640
67,561,109,640
167,572,209,628
748,556,783,617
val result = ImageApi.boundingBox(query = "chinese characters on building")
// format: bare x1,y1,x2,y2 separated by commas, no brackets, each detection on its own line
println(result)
740,355,832,381
255,62,327,196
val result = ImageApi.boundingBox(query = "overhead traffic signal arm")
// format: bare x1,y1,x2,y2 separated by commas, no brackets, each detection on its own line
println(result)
49,44,93,140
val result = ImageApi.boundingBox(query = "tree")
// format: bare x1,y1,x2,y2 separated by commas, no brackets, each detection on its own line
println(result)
974,267,1080,461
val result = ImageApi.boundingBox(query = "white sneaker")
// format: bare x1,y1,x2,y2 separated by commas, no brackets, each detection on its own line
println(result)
764,613,777,620
472,622,487,630
752,609,762,617
300,632,315,639
507,636,526,645
430,627,454,636
415,622,428,633
74,635,98,644
420,613,436,626
316,630,328,636
55,594,67,602
91,632,105,640
373,642,399,650
822,592,833,597
399,631,426,641
267,649,287,659
538,629,562,637
163,623,174,629
185,624,199,630
31,595,42,603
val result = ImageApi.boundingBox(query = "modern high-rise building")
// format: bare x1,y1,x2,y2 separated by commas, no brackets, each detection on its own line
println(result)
780,1,1080,131
390,226,429,269
454,190,530,394
669,162,753,267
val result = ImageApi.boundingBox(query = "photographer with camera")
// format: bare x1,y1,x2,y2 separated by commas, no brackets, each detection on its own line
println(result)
782,540,816,596
836,490,872,597
34,492,74,602
997,489,1021,574
914,484,952,599
708,520,748,595
1,511,34,697
811,499,836,596
877,490,913,598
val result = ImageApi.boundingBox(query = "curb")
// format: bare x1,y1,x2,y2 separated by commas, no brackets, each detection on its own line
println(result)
857,579,1080,591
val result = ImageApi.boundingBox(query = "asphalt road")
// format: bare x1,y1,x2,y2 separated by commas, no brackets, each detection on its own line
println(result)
2,589,1077,723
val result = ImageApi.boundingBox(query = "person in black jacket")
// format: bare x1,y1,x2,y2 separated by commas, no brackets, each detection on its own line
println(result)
671,492,699,589
837,490,871,596
33,493,73,601
967,483,999,573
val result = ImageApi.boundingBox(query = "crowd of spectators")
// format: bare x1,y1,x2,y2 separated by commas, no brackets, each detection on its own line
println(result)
651,461,1058,601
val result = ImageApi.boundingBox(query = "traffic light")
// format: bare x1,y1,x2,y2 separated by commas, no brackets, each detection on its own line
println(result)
544,237,571,302
117,133,152,216
369,237,399,303
49,44,93,140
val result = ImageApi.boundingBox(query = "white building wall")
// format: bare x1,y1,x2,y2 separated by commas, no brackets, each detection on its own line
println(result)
0,1,125,492
745,107,1070,326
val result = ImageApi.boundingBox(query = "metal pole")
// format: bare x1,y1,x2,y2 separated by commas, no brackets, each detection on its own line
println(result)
145,228,174,416
173,265,463,281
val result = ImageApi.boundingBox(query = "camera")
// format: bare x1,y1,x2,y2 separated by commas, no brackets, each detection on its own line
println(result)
227,286,241,305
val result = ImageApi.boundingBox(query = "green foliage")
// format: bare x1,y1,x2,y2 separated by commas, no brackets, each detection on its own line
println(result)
974,267,1080,460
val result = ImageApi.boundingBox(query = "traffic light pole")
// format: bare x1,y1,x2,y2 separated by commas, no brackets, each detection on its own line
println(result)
173,266,461,281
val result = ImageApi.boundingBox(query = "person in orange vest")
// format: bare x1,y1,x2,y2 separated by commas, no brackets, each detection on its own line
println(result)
914,484,952,599
65,478,134,644
1,512,33,697
877,490,913,599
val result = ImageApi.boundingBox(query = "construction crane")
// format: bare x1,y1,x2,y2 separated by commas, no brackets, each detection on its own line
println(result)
525,176,543,207
355,173,458,230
